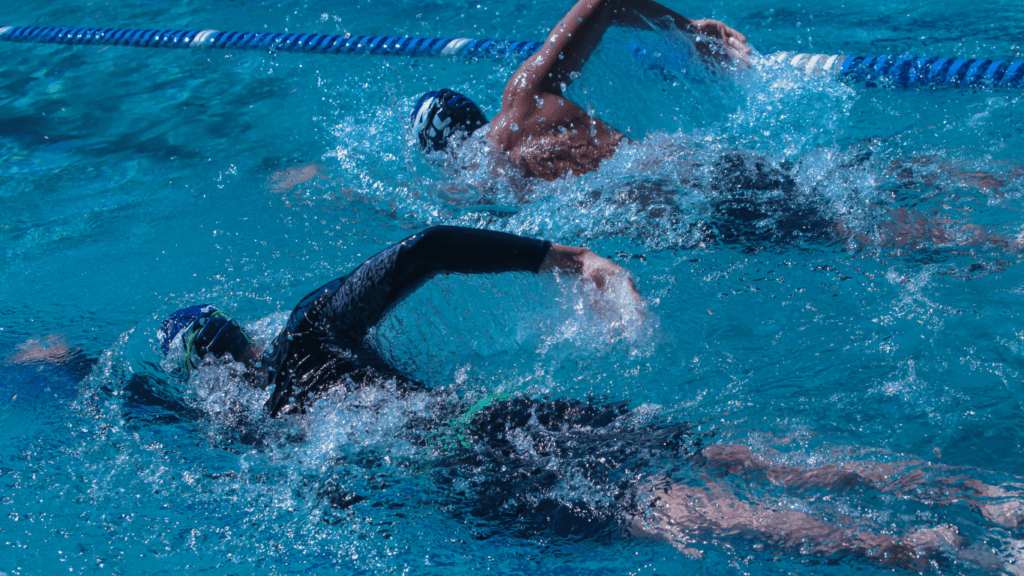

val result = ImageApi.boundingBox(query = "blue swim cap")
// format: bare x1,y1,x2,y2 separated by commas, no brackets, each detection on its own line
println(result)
159,304,253,372
411,89,488,151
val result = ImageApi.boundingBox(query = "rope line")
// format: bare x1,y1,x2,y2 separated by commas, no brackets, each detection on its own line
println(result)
767,51,1024,87
0,25,544,60
3,24,1022,88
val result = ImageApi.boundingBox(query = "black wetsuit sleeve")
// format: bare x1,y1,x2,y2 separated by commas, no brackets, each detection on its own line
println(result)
263,226,552,416
390,225,552,292
315,226,551,346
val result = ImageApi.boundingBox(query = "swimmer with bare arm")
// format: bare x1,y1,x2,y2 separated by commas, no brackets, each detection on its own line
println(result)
410,0,749,180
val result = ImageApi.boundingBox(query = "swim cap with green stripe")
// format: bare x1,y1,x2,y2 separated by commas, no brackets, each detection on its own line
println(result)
159,304,253,373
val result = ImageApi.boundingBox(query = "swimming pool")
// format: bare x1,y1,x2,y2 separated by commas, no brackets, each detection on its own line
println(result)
1,0,1023,573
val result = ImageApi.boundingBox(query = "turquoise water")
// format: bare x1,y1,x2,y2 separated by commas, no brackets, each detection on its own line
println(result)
2,0,1024,573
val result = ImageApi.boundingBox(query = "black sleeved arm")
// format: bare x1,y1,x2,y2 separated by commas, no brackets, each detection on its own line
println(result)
302,226,551,348
389,225,552,295
264,226,550,417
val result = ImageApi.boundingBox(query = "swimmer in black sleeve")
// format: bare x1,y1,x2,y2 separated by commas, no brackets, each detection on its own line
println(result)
156,225,1024,570
158,225,638,417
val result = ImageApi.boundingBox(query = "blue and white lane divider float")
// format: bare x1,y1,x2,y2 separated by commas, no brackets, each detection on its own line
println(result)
2,25,1023,88
0,25,544,61
766,51,1024,88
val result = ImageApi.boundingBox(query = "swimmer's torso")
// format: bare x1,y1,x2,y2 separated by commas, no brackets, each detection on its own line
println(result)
488,92,624,181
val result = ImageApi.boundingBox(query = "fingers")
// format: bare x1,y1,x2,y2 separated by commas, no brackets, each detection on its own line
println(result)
728,35,751,56
578,251,639,299
541,244,645,305
691,19,747,44
579,251,623,289
581,253,645,305
689,18,752,62
722,24,749,50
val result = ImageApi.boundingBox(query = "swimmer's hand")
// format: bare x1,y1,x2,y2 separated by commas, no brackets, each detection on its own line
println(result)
541,244,642,302
4,334,78,366
687,19,751,65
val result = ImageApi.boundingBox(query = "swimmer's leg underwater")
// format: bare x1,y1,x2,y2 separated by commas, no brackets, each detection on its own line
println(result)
629,477,966,569
695,443,1024,529
626,442,1023,569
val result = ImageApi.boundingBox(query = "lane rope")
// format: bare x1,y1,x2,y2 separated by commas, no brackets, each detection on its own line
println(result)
2,25,1022,88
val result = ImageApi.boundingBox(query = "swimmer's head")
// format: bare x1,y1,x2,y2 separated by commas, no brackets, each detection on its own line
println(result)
159,304,253,373
411,89,488,152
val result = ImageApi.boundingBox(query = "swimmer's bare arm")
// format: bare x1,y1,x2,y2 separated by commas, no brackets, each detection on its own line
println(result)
494,0,748,135
536,0,749,95
511,0,747,96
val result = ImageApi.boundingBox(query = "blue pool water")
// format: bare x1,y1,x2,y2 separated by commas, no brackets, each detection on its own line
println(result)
2,0,1024,573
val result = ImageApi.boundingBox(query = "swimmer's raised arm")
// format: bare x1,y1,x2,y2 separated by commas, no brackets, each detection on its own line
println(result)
389,228,641,299
504,0,748,104
261,225,642,415
488,0,748,155
312,226,640,346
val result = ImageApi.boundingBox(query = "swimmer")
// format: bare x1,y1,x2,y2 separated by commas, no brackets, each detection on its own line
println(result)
154,224,1024,571
410,0,749,180
404,1,1017,258
158,225,639,417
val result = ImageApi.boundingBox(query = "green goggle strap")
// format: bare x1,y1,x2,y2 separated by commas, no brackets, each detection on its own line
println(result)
179,310,252,372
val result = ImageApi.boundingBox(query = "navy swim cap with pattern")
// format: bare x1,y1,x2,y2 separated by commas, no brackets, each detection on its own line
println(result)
410,89,488,151
159,304,253,372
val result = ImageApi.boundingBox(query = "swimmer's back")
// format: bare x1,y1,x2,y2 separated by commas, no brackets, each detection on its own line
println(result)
489,93,625,180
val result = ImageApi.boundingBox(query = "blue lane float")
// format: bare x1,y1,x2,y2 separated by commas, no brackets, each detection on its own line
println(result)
766,51,1024,88
0,25,544,61
2,24,1022,88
